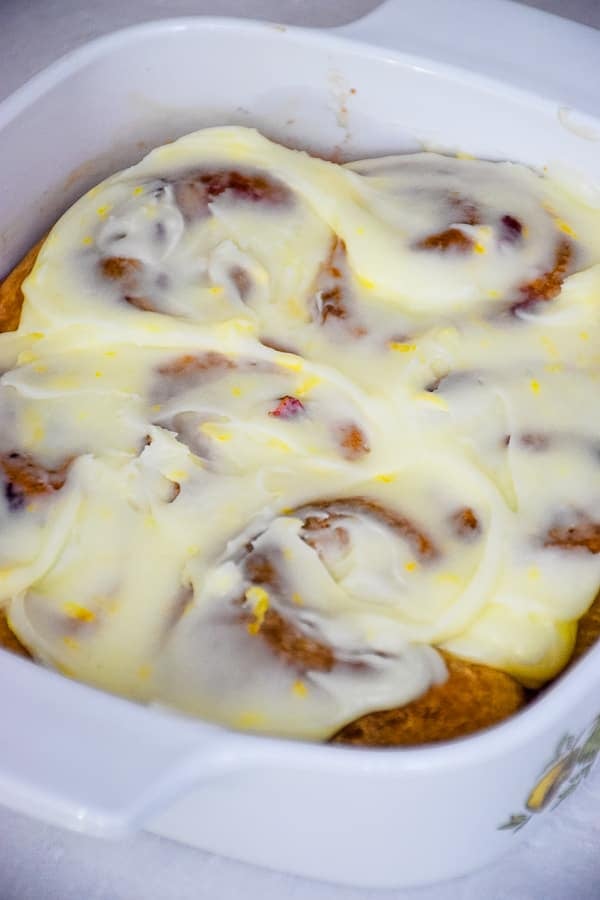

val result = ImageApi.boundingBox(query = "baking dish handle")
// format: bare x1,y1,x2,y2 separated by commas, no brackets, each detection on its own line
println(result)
338,0,600,117
0,651,238,837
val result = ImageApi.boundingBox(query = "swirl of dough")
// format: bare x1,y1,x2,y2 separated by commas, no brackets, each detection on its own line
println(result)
145,453,517,739
149,348,373,473
154,488,448,740
339,153,595,315
18,130,333,344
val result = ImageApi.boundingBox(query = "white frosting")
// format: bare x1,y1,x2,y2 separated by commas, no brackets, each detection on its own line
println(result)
0,126,598,740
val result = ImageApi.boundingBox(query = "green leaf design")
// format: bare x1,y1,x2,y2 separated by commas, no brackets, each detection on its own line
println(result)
556,733,574,758
553,779,581,809
498,813,531,832
579,719,600,761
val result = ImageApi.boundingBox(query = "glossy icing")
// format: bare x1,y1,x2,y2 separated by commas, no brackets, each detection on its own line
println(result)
0,127,598,739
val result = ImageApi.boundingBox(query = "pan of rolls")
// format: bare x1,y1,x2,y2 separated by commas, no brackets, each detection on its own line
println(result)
0,7,599,888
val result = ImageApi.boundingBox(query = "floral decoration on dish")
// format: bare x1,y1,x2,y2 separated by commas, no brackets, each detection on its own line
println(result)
499,713,600,833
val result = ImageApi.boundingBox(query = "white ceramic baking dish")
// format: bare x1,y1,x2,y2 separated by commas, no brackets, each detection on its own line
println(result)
0,0,599,888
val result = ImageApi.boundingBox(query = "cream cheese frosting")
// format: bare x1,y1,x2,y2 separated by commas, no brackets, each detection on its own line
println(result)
0,126,599,740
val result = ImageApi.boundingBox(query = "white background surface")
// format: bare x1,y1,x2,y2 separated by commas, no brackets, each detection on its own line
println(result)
0,2,599,898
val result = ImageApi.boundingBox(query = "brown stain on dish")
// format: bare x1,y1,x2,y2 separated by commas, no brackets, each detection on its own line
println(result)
61,159,103,194
60,149,148,196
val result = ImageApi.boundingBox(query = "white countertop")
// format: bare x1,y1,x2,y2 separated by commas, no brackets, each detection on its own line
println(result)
0,2,599,898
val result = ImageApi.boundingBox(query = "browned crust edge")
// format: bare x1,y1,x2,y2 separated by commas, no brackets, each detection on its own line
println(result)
0,239,44,333
331,651,525,747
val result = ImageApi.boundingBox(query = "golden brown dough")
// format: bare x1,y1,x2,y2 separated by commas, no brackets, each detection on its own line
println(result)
0,611,30,659
571,590,600,664
0,239,43,332
331,652,526,746
0,239,45,659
